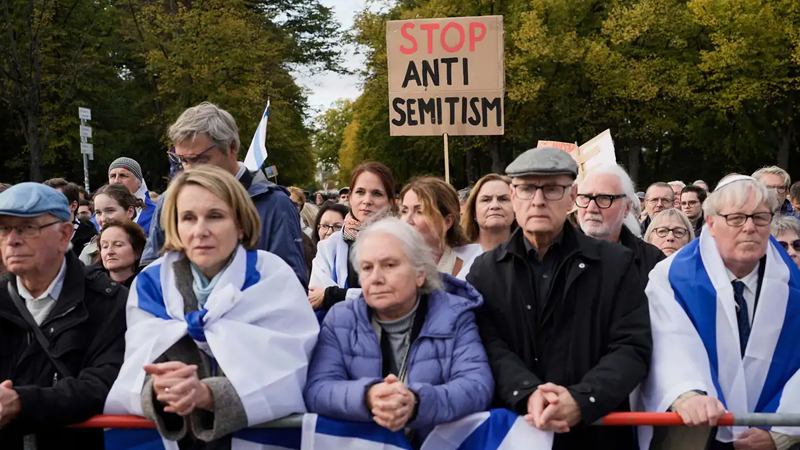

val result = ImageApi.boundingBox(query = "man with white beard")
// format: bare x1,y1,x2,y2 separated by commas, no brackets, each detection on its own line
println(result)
577,165,665,282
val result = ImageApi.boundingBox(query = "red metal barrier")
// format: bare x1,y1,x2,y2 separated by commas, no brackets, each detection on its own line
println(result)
74,412,736,429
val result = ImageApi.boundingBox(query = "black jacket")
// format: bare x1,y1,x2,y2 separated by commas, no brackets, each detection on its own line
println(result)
618,226,666,284
0,252,127,450
467,225,652,450
71,219,98,258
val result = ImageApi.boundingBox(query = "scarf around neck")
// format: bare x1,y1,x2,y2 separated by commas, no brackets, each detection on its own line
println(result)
342,211,362,242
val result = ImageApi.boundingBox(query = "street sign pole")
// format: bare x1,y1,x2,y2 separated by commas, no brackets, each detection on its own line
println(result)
78,107,93,191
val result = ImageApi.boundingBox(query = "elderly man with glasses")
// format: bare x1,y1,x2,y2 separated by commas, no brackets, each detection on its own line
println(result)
140,102,308,288
577,164,665,283
639,174,800,450
752,166,800,220
641,182,676,235
0,183,126,450
467,147,652,450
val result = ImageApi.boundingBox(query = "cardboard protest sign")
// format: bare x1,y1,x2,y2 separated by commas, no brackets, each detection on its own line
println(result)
537,140,578,157
386,16,504,136
539,131,617,182
576,129,617,180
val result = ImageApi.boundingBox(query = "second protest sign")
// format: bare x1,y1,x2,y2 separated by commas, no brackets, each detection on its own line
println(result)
386,15,504,136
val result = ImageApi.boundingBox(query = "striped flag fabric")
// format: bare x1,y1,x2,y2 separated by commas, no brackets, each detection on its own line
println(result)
420,409,554,450
300,410,553,450
105,428,302,450
244,101,270,171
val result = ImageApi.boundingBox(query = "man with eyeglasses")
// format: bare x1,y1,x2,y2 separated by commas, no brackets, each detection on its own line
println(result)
639,174,800,450
140,102,308,289
641,182,675,235
0,183,126,450
577,165,665,282
468,147,651,450
680,184,707,239
752,166,800,220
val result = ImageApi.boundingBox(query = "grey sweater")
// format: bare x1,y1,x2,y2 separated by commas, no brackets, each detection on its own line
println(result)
140,257,248,449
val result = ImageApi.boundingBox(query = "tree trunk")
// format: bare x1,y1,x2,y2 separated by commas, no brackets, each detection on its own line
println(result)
777,119,794,170
465,147,475,186
628,144,641,186
490,136,504,174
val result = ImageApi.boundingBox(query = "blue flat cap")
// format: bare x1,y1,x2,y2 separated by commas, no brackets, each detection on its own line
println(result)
0,183,71,222
506,146,579,179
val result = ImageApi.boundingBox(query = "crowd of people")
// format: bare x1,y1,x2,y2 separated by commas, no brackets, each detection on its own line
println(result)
0,101,798,450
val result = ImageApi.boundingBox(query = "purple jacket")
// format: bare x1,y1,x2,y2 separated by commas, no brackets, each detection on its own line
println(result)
303,274,494,437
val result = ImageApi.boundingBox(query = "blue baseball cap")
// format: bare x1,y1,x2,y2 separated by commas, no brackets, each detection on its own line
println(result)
0,183,71,222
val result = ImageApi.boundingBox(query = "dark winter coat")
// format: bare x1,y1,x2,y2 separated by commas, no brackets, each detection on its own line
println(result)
467,224,652,450
0,252,127,450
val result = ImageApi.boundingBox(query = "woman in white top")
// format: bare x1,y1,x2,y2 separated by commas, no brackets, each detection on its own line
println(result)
308,162,397,310
400,177,478,279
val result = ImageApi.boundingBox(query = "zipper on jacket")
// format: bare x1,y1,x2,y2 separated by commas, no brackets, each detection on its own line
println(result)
41,305,77,329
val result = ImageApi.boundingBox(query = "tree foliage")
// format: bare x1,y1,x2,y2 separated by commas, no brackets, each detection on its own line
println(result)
0,0,344,188
324,0,800,189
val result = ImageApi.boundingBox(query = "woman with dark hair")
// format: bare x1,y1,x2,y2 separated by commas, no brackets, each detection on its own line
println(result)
309,162,397,310
80,184,144,265
88,220,147,288
312,202,350,245
461,174,515,252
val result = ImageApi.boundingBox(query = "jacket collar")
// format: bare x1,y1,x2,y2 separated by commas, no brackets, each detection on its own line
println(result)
39,252,87,322
497,222,602,263
355,289,471,339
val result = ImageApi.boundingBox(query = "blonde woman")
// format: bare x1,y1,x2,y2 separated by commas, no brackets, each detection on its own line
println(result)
105,165,318,449
400,177,477,278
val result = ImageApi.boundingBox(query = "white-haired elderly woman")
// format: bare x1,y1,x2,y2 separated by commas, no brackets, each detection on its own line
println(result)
304,217,493,445
645,209,695,256
104,166,318,449
771,215,800,269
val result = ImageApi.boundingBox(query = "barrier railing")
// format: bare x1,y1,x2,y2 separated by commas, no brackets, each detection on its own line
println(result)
73,412,800,429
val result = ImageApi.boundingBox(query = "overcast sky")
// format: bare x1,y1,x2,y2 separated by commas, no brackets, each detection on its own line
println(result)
294,0,368,118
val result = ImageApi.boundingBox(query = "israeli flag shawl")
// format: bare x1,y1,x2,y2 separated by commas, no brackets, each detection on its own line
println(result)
300,409,553,450
638,229,800,448
104,246,320,449
309,231,362,300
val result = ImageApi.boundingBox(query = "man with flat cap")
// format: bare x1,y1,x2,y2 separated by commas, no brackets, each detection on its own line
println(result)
0,183,126,450
467,147,652,450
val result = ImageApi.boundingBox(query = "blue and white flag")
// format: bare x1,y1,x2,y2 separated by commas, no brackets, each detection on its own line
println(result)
105,427,302,450
638,229,800,448
104,246,319,450
301,414,412,450
244,101,270,171
300,410,552,450
420,409,553,450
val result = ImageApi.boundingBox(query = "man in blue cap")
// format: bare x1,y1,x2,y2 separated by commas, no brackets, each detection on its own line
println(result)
0,183,126,450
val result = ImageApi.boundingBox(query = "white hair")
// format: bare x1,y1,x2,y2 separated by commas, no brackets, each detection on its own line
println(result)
668,181,686,189
350,217,443,294
703,177,779,217
752,166,791,187
771,215,800,238
644,209,695,243
580,164,640,237
168,102,240,154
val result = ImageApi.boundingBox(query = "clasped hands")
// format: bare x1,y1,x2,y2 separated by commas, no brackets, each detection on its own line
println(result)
524,382,581,433
0,380,20,429
674,396,775,450
365,374,416,432
145,361,213,416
